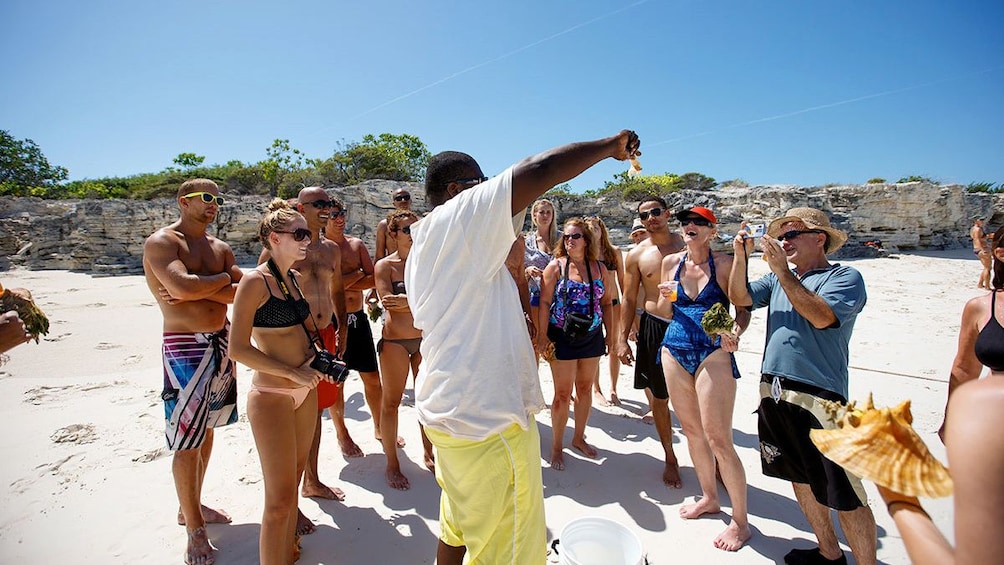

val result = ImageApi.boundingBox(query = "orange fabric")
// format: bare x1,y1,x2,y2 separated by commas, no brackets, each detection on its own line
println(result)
315,323,341,409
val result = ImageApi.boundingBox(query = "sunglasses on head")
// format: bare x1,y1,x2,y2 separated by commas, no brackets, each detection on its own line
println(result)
449,176,489,186
393,225,412,235
776,229,822,242
638,207,664,221
274,228,311,242
182,192,225,206
564,232,584,240
307,200,334,209
680,216,713,227
394,194,411,202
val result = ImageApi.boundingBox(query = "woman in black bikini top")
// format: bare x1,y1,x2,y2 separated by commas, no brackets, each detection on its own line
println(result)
229,199,332,564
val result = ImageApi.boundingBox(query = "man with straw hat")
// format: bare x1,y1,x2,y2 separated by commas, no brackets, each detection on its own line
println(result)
728,207,876,565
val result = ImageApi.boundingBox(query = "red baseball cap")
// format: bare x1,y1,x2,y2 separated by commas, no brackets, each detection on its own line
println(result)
675,206,717,225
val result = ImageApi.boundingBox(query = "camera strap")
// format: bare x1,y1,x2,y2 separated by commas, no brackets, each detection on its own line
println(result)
561,258,594,323
265,258,323,353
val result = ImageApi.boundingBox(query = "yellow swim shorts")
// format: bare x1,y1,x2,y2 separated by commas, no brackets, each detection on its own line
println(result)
426,416,546,564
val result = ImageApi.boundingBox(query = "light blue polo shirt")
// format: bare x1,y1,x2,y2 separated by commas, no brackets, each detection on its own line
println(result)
748,264,866,398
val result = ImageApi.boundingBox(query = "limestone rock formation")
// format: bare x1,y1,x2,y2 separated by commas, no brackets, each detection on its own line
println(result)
1,181,999,274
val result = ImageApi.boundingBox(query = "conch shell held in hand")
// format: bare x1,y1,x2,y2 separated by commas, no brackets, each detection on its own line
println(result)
810,394,952,498
627,155,643,178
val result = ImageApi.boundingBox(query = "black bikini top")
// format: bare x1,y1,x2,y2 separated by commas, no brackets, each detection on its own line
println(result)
392,280,406,295
974,290,1004,372
253,280,311,328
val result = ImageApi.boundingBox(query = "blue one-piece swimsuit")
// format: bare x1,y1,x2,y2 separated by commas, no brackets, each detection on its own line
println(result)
659,253,741,379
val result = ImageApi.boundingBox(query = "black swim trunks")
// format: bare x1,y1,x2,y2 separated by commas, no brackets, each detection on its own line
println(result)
633,311,670,400
757,374,867,511
342,310,379,373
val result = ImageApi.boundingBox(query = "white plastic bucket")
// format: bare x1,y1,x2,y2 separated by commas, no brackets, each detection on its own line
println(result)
554,516,644,565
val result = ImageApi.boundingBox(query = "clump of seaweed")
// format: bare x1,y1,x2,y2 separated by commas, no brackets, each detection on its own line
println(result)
1,287,50,343
700,302,735,337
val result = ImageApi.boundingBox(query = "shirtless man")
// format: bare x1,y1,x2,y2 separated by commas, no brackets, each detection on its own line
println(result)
323,198,393,455
259,186,348,532
375,187,413,260
971,216,992,290
143,179,242,565
616,196,685,488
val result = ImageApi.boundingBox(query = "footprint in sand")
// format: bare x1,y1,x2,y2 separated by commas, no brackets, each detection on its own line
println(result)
44,333,71,342
51,423,98,445
85,302,107,308
95,342,121,350
122,354,142,364
66,288,82,293
133,448,169,463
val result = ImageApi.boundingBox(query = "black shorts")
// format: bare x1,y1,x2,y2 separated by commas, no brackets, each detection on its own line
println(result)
757,375,867,511
547,323,606,361
633,312,669,399
341,310,379,373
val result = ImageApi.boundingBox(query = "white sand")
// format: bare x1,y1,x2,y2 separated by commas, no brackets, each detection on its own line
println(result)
0,250,981,564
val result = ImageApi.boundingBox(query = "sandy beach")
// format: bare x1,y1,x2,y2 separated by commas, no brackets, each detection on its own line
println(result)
0,249,980,564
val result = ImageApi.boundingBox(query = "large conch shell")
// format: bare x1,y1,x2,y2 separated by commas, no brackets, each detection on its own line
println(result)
809,394,952,498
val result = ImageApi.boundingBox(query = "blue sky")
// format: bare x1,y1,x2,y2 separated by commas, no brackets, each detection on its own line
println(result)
2,0,1002,192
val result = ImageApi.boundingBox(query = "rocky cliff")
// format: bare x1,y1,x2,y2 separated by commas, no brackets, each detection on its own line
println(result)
1,181,1000,274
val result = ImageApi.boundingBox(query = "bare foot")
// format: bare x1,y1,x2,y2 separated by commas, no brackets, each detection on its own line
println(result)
424,452,436,472
609,391,621,406
680,496,721,519
301,480,346,501
178,505,232,525
185,526,216,565
339,436,364,458
386,467,411,490
550,448,566,471
572,438,598,458
296,509,316,536
663,459,682,489
592,389,611,407
713,521,752,552
641,411,655,425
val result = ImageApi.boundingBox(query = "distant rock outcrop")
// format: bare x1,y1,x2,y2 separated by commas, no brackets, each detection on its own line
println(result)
1,181,1000,274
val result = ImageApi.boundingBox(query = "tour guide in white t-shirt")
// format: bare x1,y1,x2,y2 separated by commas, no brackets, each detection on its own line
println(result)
404,130,641,565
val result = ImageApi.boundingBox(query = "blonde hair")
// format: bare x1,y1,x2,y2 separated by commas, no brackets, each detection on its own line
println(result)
258,198,304,249
387,209,419,232
531,199,560,251
554,217,598,262
584,216,620,271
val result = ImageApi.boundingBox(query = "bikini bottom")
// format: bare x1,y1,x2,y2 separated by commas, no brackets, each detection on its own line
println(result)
377,337,422,356
250,384,313,409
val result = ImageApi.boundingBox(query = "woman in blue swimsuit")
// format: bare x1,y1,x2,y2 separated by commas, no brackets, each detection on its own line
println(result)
657,206,752,551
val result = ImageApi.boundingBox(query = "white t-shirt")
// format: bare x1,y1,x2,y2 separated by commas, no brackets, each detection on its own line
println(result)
404,167,545,440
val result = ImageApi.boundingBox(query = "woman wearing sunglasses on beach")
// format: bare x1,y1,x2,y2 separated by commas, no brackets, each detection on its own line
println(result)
374,209,434,490
535,217,613,470
229,198,335,564
656,206,752,551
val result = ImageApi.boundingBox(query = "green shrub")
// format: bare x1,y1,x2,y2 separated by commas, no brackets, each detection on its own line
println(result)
866,177,886,184
966,181,1001,193
897,175,934,183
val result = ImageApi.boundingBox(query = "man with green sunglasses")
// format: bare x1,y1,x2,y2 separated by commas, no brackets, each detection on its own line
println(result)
143,178,243,565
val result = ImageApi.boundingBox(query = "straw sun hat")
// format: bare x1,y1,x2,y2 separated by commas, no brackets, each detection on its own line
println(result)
767,207,848,255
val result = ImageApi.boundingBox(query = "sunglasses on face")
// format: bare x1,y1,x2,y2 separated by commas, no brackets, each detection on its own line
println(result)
564,232,584,240
393,225,412,235
449,176,489,186
680,217,713,228
776,229,821,242
182,192,225,206
274,228,311,242
328,209,347,218
306,200,334,209
394,194,411,202
638,207,664,221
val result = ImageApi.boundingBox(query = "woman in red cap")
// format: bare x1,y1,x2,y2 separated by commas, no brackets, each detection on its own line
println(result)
656,206,752,551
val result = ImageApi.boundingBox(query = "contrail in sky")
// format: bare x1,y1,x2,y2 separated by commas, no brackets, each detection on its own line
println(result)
345,0,651,122
646,65,1004,147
